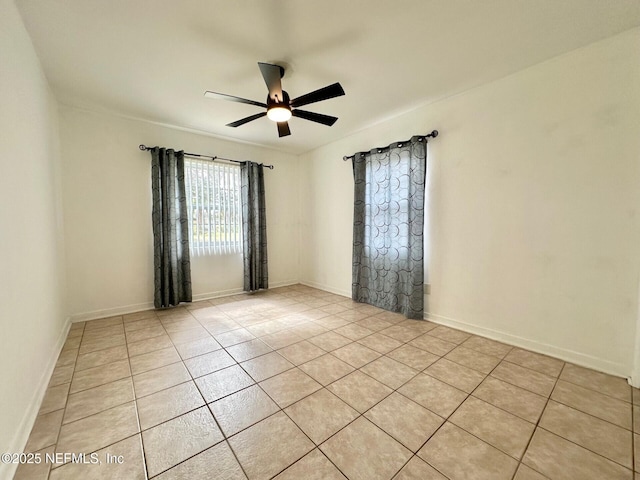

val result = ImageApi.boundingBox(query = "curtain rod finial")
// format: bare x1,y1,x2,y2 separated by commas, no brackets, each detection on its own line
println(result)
139,144,147,151
430,130,438,138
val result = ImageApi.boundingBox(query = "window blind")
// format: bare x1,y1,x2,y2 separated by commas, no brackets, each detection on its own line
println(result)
184,158,242,255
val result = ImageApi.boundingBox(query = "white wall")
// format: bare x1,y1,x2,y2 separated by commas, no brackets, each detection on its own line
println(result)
299,29,640,377
0,0,68,475
59,107,300,320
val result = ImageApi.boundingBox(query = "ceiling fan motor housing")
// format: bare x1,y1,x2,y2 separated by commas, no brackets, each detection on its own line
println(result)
267,90,290,108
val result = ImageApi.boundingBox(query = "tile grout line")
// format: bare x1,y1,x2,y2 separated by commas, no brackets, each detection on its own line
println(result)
37,288,635,480
401,344,519,480
542,395,634,432
45,322,85,477
276,405,352,480
526,368,635,471
202,297,388,479
511,362,566,480
132,308,219,477
201,295,488,477
267,330,460,479
633,401,636,475
72,313,591,404
122,324,150,480
31,290,289,477
207,291,348,480
49,321,149,478
534,424,633,473
160,308,536,478
526,371,635,476
247,372,351,480
149,306,252,480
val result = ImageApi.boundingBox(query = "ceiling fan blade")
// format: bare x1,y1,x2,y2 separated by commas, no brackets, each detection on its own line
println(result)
226,112,267,128
204,91,267,108
277,121,291,137
258,62,284,102
290,83,345,108
292,109,338,126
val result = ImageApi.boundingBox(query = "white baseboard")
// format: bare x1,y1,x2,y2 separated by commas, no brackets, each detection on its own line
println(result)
192,279,299,302
426,311,629,380
191,286,245,302
70,301,155,323
0,316,72,480
70,280,301,323
299,280,351,298
269,280,300,288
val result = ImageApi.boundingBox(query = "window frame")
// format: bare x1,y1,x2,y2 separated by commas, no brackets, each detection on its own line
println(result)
184,158,243,256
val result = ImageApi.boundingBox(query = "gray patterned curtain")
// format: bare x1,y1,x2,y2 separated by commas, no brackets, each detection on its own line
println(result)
150,147,192,308
351,136,427,319
241,161,268,292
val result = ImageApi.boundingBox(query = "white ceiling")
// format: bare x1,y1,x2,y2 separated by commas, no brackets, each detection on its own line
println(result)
16,0,640,155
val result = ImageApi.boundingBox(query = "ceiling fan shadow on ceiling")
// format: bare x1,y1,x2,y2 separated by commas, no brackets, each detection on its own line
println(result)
204,62,345,137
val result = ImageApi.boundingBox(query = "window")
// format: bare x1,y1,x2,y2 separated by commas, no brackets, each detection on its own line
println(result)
351,136,427,319
184,158,242,255
363,154,412,261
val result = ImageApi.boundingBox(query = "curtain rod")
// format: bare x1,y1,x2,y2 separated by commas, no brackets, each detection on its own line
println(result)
342,130,439,161
138,145,274,170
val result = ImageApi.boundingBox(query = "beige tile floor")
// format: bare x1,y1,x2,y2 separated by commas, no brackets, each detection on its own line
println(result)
14,284,640,480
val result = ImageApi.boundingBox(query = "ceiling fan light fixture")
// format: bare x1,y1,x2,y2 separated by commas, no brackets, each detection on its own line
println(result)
267,105,292,122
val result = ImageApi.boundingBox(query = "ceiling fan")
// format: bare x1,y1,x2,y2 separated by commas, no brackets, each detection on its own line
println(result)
204,62,345,137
